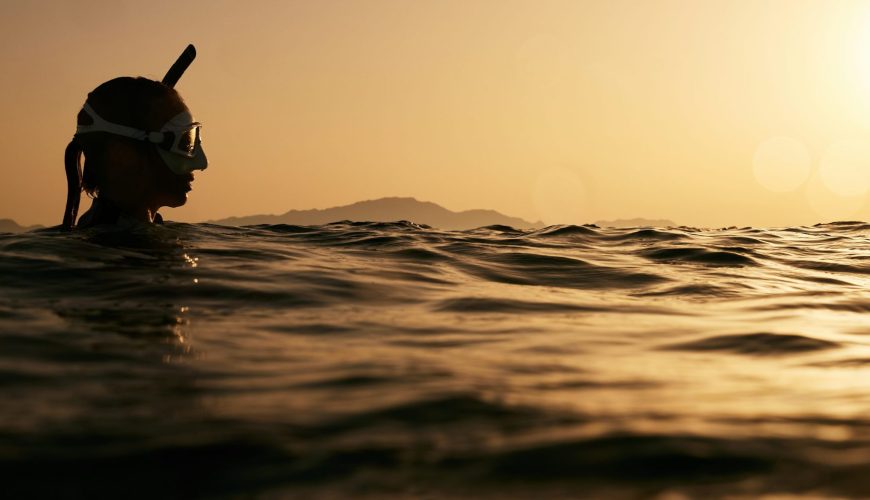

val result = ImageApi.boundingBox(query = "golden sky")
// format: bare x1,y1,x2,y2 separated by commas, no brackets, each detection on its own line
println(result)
3,0,870,227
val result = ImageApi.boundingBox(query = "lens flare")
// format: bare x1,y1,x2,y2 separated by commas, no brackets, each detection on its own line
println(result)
805,171,867,222
752,136,811,193
818,138,870,197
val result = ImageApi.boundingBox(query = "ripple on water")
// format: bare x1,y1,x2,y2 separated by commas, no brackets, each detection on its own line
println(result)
4,221,870,498
663,332,839,356
456,251,668,290
305,393,570,436
640,247,757,267
609,228,689,241
785,260,870,276
483,434,773,481
434,296,674,315
530,224,600,238
807,357,870,368
435,297,607,314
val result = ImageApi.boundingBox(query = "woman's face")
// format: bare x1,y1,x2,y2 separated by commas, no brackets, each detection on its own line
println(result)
146,97,199,209
150,147,195,208
103,96,201,211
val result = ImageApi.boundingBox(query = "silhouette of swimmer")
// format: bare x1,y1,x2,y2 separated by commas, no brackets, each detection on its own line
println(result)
62,45,207,229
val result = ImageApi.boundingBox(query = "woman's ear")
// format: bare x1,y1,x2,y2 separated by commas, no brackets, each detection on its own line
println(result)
103,139,135,168
99,139,153,203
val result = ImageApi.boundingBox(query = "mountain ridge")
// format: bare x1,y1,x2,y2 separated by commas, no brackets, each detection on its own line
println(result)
1,199,677,232
207,197,678,229
0,219,43,233
208,197,546,230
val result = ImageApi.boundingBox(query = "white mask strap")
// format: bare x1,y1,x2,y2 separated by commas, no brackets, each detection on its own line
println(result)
75,103,164,143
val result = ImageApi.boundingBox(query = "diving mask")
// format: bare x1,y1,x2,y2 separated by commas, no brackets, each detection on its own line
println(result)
75,102,208,175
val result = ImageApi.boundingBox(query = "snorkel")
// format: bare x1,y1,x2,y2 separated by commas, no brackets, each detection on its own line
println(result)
162,44,196,88
62,44,204,229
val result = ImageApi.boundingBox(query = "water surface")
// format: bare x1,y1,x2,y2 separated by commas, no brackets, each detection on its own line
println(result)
2,221,870,498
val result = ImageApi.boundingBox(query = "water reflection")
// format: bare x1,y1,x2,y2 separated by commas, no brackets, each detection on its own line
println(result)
3,221,870,497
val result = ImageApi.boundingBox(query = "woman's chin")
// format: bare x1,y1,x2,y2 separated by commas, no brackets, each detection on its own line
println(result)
174,194,189,208
164,192,189,208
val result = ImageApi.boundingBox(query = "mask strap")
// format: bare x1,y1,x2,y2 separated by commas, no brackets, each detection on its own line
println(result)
75,103,164,143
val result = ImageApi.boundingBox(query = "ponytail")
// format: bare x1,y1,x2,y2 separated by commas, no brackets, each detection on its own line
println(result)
62,138,83,230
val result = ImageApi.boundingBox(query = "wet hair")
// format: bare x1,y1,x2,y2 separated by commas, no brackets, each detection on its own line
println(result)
62,77,182,229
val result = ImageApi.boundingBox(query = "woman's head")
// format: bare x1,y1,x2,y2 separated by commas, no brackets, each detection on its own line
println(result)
63,76,207,227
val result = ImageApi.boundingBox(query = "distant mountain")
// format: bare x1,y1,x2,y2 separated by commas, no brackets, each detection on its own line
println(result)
593,218,676,228
209,197,544,230
0,219,42,233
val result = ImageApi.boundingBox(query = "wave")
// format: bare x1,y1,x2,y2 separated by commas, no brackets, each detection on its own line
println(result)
640,246,757,266
2,221,870,497
663,332,839,356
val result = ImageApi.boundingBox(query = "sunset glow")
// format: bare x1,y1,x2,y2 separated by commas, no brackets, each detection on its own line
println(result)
3,0,870,227
7,3,870,497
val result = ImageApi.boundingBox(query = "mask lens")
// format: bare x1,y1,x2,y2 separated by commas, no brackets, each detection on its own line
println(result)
176,125,200,157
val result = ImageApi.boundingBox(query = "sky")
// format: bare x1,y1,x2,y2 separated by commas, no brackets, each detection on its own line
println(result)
3,0,870,227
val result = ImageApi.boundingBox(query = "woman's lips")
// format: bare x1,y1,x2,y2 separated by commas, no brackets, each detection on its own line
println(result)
179,174,194,192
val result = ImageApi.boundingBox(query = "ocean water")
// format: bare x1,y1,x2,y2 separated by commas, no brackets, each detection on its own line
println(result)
2,220,870,499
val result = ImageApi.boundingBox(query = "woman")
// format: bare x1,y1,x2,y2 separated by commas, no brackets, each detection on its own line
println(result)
62,47,207,229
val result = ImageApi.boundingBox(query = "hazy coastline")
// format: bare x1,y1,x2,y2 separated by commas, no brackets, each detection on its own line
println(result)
2,197,679,232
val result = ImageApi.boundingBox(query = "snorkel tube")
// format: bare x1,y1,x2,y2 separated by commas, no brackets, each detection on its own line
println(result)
162,44,196,89
62,44,197,229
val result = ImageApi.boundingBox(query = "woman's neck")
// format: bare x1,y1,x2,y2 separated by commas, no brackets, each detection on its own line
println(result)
104,195,160,223
120,205,158,223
